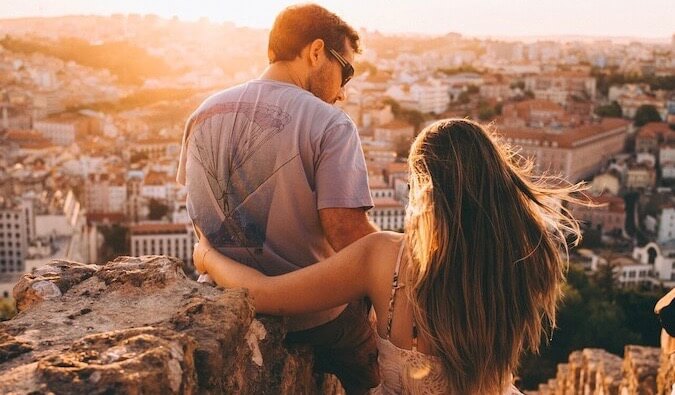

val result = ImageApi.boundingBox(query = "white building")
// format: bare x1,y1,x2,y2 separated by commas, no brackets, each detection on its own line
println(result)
130,223,196,267
368,198,406,231
409,80,450,114
85,173,127,214
33,119,77,146
524,72,596,106
611,256,652,288
0,200,29,296
657,206,675,243
373,119,415,147
370,179,395,200
660,145,675,180
633,241,675,287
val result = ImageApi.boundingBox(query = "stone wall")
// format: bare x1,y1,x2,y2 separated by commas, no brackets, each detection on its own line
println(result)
0,256,342,394
527,344,671,395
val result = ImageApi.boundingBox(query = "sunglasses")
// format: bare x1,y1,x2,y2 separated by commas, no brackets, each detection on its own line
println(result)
329,48,354,87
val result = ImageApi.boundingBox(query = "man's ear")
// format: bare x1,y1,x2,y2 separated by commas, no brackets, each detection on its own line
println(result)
307,38,326,67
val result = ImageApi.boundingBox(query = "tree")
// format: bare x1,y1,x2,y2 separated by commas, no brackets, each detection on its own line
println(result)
634,105,662,127
595,101,623,118
478,102,496,121
99,224,129,263
148,199,169,220
0,298,17,321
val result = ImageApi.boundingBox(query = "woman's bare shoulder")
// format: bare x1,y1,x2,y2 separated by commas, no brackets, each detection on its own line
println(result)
359,231,405,250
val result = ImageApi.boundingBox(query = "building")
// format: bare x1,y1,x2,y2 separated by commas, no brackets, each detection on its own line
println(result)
367,198,406,231
84,173,127,214
633,241,675,287
498,118,630,182
33,113,98,146
385,79,450,114
363,145,397,165
616,91,667,120
570,193,625,234
0,199,29,295
661,142,675,181
479,83,513,101
657,206,675,243
667,92,675,124
501,99,566,128
610,256,652,289
524,72,596,106
141,171,170,201
625,164,656,190
635,122,675,155
369,178,395,200
129,138,181,160
129,223,196,267
409,80,450,114
373,119,415,147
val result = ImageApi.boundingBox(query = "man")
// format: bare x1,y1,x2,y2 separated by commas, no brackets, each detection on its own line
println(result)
176,4,379,393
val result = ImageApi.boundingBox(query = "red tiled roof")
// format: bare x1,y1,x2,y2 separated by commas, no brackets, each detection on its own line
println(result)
639,122,672,139
496,118,630,149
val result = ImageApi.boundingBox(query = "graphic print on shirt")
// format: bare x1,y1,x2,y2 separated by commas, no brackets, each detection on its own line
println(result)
189,102,292,250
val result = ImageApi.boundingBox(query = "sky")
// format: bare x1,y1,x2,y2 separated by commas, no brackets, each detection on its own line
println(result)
0,0,673,39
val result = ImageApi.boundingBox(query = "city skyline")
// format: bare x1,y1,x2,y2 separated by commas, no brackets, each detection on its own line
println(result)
1,0,674,40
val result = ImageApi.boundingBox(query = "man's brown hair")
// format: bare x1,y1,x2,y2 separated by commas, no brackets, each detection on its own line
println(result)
268,3,361,63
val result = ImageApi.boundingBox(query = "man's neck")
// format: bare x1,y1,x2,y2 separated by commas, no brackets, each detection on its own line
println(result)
259,62,307,90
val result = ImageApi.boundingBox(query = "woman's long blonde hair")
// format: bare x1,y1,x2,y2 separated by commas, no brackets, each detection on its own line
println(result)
404,119,584,394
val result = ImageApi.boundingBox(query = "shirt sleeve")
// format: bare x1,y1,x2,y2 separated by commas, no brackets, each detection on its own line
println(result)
315,121,373,210
176,114,196,186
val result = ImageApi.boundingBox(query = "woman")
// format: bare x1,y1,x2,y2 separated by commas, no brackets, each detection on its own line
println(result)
193,119,584,394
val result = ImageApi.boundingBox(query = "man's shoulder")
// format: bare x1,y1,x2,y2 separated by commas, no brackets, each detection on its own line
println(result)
192,83,250,114
189,80,354,133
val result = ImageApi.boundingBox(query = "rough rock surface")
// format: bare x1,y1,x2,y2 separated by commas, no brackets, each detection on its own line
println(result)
621,345,660,395
658,330,675,395
526,346,656,395
0,256,343,394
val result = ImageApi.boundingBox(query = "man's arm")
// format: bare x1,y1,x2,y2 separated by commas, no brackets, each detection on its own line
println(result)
319,207,379,252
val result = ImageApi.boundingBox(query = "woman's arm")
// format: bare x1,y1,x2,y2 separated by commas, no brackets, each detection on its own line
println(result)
194,232,385,316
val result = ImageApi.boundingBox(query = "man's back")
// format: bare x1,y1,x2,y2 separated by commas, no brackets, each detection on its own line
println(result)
178,79,372,277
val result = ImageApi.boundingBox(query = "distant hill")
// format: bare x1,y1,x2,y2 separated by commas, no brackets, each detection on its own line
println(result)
0,35,172,85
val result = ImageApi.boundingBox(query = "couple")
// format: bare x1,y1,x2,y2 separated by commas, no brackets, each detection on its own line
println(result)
178,4,584,394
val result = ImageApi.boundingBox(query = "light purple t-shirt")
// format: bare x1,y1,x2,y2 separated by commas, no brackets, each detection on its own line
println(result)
177,79,372,278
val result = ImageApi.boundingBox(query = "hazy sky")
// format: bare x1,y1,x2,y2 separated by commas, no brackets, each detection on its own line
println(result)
1,0,673,38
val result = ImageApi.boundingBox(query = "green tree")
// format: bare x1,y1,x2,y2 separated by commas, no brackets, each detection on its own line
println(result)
99,224,129,263
595,101,623,118
0,298,17,321
478,103,496,121
634,105,662,126
148,199,169,220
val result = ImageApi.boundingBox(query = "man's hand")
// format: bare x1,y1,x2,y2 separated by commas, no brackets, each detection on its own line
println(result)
319,207,378,252
192,228,213,273
193,242,208,273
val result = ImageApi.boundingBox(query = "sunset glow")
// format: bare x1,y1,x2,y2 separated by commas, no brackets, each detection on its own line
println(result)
2,0,673,38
